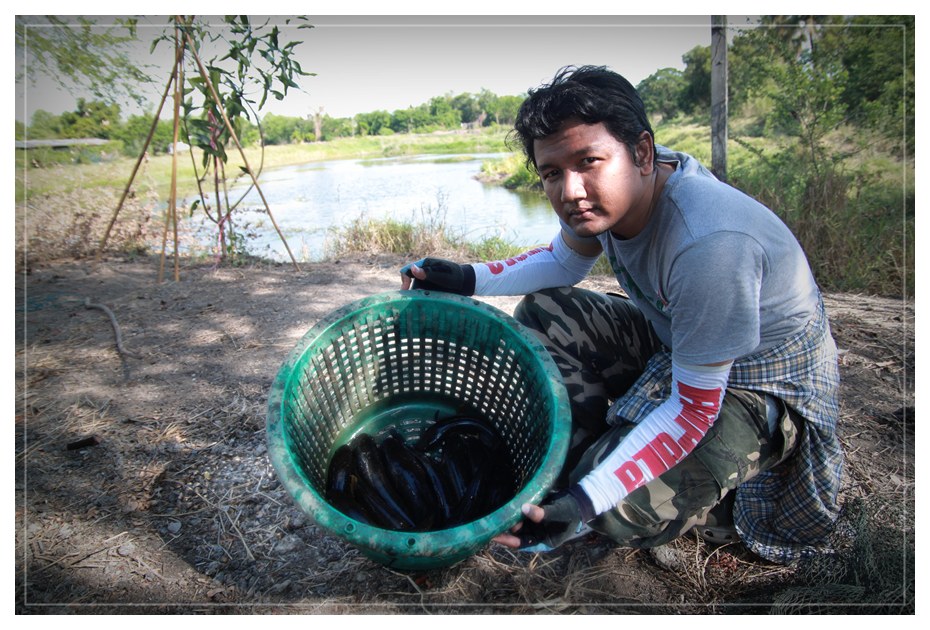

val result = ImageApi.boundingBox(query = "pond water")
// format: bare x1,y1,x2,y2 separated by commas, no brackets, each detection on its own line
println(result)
182,153,560,262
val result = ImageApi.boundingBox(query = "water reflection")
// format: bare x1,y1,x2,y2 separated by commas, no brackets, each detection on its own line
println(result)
182,153,558,262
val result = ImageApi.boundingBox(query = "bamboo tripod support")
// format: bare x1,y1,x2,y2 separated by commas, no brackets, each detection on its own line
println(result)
157,27,183,283
96,20,302,279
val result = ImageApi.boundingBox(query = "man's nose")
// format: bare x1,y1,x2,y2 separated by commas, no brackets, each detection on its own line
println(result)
561,170,586,202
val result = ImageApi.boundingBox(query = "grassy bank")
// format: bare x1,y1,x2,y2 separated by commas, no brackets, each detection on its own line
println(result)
15,127,511,203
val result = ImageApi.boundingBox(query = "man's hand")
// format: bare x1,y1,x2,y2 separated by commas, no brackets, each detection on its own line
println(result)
399,258,476,296
492,486,596,552
400,261,425,290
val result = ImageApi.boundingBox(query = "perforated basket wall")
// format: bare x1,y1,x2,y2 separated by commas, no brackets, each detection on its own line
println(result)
266,290,570,570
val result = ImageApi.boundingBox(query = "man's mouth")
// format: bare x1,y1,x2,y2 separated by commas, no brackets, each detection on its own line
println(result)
568,206,597,219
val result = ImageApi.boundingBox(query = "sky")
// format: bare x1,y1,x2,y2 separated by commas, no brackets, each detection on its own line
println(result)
16,13,734,124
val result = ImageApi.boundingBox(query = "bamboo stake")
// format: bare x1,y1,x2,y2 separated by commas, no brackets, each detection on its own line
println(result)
159,29,184,283
182,27,301,271
97,45,182,259
173,36,184,282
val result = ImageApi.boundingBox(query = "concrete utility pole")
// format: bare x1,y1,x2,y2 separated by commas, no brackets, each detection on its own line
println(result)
711,15,728,182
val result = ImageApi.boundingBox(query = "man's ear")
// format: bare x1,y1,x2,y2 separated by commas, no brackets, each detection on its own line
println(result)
634,131,655,174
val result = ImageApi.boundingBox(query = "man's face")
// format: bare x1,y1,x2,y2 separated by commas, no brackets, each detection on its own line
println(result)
534,119,656,240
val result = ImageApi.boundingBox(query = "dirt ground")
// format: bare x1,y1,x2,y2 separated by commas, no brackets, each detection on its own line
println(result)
14,253,915,614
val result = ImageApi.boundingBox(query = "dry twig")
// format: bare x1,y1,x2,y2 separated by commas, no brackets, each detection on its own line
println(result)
84,298,141,360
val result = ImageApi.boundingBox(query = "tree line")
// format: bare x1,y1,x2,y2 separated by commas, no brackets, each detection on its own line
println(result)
16,88,527,155
17,15,913,160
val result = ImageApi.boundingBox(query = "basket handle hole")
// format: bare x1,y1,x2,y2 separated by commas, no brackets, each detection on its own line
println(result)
344,523,356,534
406,537,416,548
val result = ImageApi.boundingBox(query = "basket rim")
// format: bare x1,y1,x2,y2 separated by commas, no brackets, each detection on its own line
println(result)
266,289,571,563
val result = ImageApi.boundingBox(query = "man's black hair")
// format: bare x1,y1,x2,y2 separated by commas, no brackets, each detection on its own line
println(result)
511,65,655,172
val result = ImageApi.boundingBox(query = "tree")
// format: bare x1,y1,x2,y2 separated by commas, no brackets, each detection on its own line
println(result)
261,112,301,145
114,114,175,156
679,45,712,115
15,16,152,107
637,68,687,121
26,109,62,139
356,110,391,136
830,15,914,155
451,92,482,124
167,16,313,269
58,98,122,139
428,96,462,128
321,115,354,140
493,94,524,126
98,15,314,276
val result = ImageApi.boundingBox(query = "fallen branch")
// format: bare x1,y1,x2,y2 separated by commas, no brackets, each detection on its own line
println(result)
84,298,141,360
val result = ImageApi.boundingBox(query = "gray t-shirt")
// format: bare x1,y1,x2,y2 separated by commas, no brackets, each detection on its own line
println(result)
593,147,820,365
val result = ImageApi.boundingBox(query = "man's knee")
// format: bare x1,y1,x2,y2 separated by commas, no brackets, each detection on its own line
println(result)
513,287,573,330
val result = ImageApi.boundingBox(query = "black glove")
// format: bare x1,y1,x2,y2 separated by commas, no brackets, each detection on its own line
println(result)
517,485,596,552
400,257,476,296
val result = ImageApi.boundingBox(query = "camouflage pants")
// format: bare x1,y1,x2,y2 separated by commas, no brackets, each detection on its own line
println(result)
514,287,800,548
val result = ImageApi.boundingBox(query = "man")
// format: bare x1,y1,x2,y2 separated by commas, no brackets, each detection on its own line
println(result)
400,65,843,564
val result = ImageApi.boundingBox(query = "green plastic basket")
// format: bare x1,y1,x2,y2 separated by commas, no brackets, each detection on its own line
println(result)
266,290,570,571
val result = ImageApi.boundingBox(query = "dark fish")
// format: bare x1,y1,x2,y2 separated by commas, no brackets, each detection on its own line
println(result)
450,470,488,525
417,415,505,453
438,437,472,505
412,448,455,528
352,433,417,531
380,430,438,530
325,443,358,498
328,492,373,523
322,413,517,533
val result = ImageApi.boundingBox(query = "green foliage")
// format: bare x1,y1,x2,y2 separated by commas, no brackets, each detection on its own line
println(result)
110,114,175,157
325,214,617,280
57,99,122,139
356,110,392,136
320,115,355,141
451,92,482,124
25,110,63,140
503,162,541,190
478,153,541,190
678,45,712,116
832,16,914,156
464,236,526,261
729,138,912,297
638,68,687,121
156,16,313,169
15,16,152,106
261,112,315,145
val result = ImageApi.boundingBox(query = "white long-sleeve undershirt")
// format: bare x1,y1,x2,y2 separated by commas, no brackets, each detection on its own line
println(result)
472,231,600,296
578,361,732,515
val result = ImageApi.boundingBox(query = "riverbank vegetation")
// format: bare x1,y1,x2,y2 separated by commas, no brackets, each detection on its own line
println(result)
16,16,912,297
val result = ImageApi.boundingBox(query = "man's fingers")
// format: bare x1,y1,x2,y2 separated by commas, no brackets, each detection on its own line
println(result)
400,263,426,290
491,532,522,548
521,503,546,523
